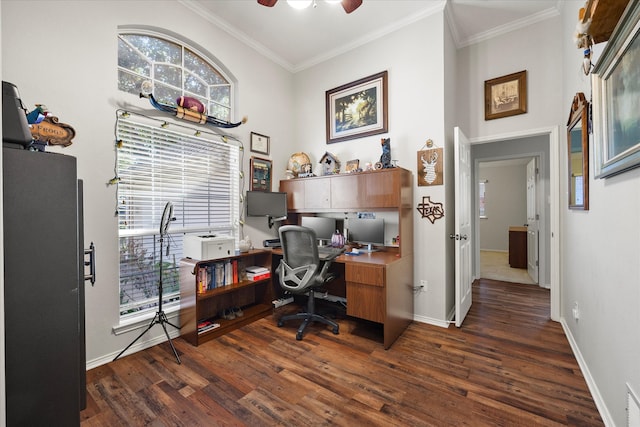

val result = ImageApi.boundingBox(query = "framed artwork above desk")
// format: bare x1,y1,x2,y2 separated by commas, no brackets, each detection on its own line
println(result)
250,156,272,191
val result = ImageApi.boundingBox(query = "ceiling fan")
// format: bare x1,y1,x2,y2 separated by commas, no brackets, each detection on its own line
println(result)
258,0,363,14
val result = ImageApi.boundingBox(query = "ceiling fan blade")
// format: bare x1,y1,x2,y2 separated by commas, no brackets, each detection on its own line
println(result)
341,0,362,14
258,0,278,7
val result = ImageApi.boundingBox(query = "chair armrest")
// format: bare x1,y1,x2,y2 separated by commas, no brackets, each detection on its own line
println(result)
278,260,320,293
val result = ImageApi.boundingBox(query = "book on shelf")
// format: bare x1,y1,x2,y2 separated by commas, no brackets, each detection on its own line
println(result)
246,265,269,274
232,259,238,284
247,271,271,281
197,319,220,333
197,267,207,293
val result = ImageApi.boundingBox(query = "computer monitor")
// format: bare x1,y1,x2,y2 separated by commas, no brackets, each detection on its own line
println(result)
347,217,384,252
246,191,287,227
301,216,336,245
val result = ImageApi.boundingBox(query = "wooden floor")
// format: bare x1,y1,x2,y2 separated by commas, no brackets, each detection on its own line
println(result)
81,279,603,426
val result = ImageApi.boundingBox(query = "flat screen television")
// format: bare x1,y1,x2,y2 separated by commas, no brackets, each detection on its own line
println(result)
347,217,384,252
246,191,287,226
301,216,336,244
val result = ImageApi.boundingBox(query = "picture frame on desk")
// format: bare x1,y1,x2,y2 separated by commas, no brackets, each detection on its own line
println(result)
250,156,272,192
326,71,388,144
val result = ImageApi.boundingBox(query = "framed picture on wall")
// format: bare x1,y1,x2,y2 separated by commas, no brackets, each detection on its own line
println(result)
326,71,388,144
250,156,272,192
250,132,270,155
484,70,527,120
592,1,640,178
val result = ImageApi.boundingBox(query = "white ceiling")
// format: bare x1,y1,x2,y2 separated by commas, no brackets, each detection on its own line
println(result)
178,0,561,73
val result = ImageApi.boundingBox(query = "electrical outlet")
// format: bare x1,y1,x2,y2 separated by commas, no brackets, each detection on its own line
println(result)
420,280,428,291
572,302,580,320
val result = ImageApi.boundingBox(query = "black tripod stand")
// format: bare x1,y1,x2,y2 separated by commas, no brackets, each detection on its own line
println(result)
114,202,181,364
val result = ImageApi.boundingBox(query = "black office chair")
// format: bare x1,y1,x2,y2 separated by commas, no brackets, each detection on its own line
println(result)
276,225,341,340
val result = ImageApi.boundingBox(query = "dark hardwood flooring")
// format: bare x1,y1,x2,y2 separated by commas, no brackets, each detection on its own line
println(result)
81,279,603,426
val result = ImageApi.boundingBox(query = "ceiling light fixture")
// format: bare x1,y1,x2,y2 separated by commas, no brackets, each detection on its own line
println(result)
259,0,363,14
287,0,313,9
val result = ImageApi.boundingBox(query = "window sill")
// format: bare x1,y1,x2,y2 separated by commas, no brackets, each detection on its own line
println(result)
112,303,180,336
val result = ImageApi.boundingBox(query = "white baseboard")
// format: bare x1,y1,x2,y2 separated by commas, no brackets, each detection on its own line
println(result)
560,317,614,426
86,328,181,371
413,314,452,328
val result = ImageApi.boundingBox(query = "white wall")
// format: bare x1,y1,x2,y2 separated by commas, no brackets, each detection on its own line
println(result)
1,0,293,365
477,163,527,252
457,16,564,138
560,2,640,425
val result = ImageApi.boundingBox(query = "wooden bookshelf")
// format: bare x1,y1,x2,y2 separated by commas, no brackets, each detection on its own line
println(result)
179,249,273,346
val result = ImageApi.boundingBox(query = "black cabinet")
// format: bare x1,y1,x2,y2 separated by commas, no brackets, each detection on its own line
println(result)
3,147,85,426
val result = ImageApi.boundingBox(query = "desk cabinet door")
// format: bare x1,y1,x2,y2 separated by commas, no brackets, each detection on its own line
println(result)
346,264,385,323
304,179,331,210
280,179,305,210
331,174,364,209
364,171,399,208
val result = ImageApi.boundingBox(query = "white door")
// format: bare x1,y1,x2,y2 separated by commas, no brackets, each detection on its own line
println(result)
526,158,539,283
454,127,473,327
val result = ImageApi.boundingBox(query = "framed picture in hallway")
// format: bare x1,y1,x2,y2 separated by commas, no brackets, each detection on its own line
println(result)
484,70,527,120
592,1,640,178
326,71,388,144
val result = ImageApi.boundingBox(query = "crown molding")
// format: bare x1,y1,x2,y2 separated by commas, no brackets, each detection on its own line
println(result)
179,0,445,74
456,6,561,49
178,0,296,72
293,1,445,73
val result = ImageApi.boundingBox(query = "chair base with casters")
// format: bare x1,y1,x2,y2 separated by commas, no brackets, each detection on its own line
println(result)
276,225,344,341
277,286,339,340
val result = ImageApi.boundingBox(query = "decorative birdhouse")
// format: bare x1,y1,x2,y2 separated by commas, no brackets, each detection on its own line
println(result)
319,152,341,176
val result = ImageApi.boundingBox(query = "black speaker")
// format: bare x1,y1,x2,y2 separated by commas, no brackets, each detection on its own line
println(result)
2,81,33,147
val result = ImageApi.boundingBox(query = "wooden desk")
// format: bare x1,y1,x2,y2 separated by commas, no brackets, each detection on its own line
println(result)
278,168,414,349
273,249,413,349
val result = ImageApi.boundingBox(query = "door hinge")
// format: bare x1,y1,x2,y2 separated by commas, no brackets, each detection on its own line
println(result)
536,213,540,220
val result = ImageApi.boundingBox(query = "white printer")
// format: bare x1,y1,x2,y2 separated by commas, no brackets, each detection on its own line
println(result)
183,234,235,261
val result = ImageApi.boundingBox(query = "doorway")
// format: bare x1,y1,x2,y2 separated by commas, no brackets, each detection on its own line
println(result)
477,157,537,285
468,128,560,321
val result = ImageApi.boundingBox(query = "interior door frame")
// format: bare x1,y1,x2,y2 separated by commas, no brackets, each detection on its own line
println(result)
474,153,543,285
469,127,560,321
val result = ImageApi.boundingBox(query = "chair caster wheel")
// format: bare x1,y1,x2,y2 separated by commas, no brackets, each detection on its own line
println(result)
277,320,284,327
296,332,303,340
332,327,339,335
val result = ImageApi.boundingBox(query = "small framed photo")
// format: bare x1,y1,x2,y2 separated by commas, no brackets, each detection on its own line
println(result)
484,70,527,120
250,156,272,192
346,159,360,173
250,132,270,155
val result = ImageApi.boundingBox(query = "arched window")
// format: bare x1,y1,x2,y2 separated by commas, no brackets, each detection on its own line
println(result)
115,31,240,321
118,32,232,122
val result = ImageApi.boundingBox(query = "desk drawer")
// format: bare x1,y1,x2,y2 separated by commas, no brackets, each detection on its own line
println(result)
345,264,385,287
346,281,384,323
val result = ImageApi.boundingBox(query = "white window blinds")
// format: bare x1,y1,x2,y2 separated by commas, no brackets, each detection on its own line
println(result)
116,113,240,317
